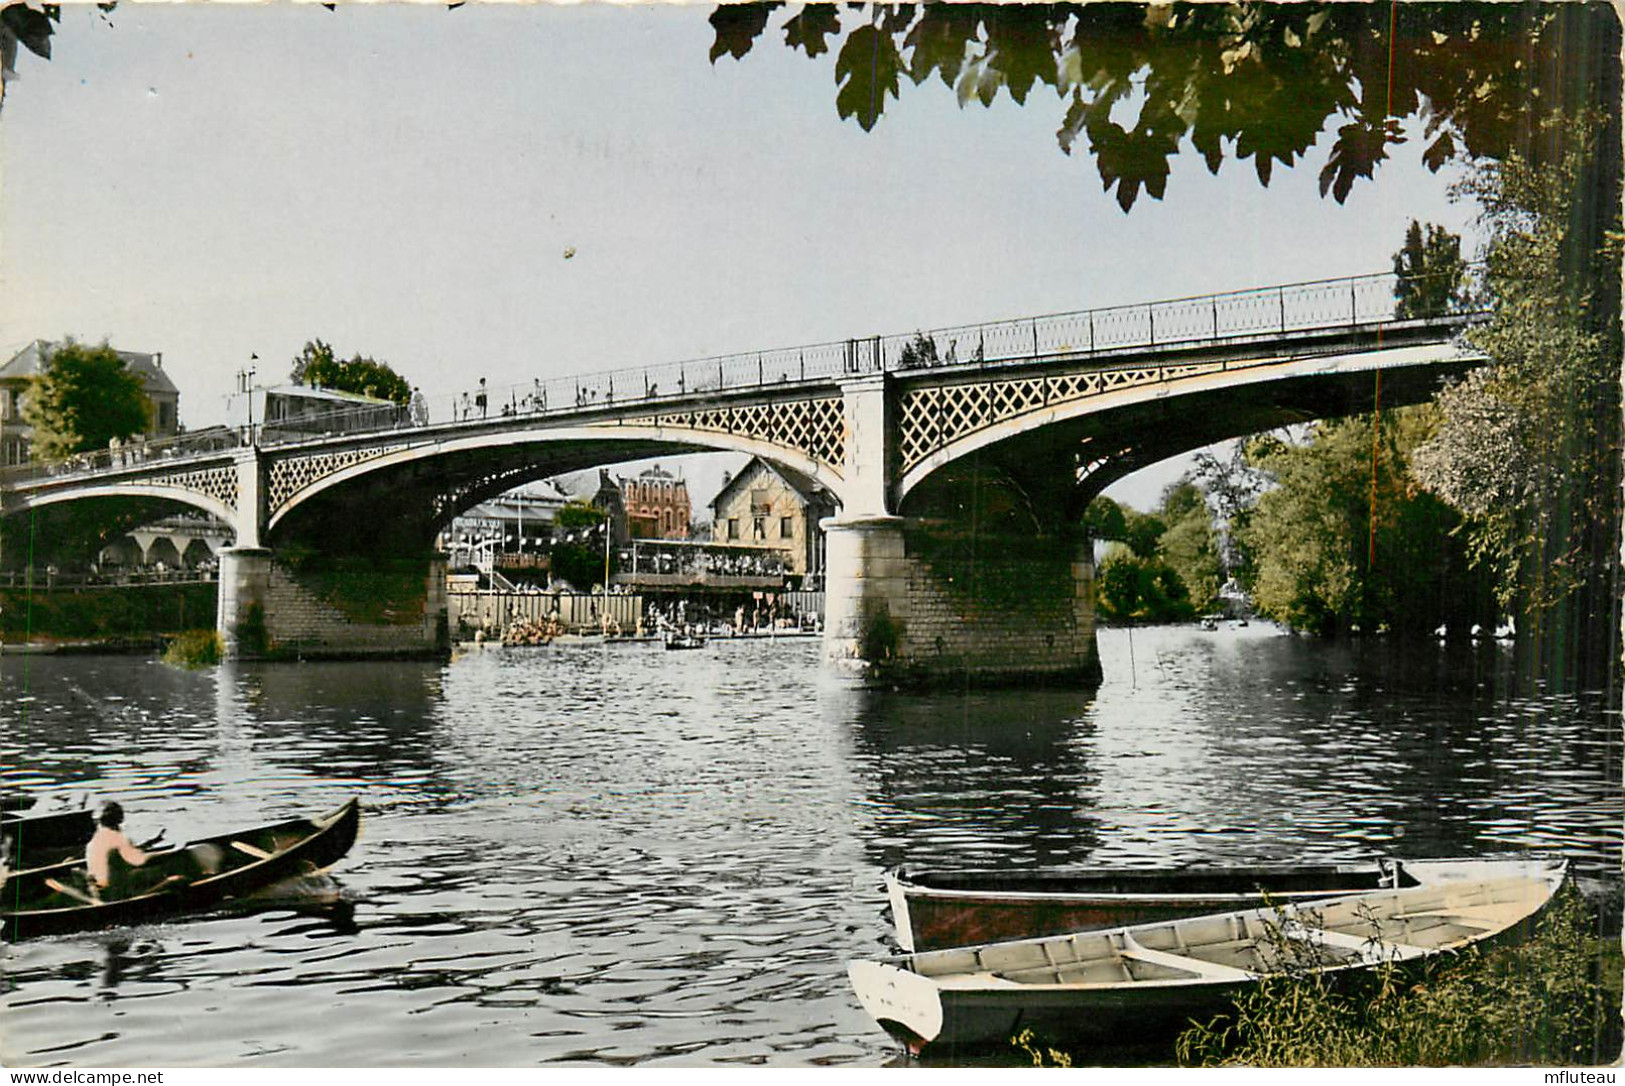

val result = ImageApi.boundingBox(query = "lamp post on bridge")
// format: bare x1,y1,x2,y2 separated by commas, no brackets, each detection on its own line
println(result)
239,357,258,447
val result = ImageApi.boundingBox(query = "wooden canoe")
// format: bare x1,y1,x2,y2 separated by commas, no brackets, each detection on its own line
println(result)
2,807,96,872
2,798,361,940
885,856,1561,952
850,859,1568,1058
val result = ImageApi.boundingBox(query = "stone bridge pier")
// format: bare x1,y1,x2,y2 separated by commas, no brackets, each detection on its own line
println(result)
215,449,450,660
821,376,1103,688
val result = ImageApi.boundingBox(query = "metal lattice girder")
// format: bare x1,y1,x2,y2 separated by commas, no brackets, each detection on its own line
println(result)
142,464,240,511
268,447,393,514
623,395,846,474
896,361,1202,474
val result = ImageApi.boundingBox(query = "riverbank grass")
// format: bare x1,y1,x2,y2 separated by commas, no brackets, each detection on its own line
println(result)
162,628,223,668
1174,886,1618,1066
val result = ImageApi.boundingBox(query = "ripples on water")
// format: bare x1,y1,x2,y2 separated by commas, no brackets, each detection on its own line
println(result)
2,626,1618,1066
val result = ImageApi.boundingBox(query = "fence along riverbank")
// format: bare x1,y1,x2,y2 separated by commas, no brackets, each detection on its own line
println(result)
449,589,825,638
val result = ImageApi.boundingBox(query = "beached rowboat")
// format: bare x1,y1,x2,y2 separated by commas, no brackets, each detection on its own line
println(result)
850,860,1567,1058
885,856,1559,952
2,798,361,940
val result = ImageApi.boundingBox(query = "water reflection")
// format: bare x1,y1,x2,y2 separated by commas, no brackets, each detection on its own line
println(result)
1,628,1617,1067
835,684,1103,870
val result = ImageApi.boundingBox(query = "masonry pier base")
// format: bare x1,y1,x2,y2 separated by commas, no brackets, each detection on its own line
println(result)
216,547,450,660
821,516,1102,689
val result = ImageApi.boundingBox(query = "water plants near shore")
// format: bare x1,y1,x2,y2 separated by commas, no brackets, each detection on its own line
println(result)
1173,887,1619,1067
161,628,223,668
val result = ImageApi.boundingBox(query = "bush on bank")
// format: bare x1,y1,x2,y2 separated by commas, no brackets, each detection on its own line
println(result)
0,583,217,641
1174,887,1619,1067
161,628,223,668
1009,887,1619,1067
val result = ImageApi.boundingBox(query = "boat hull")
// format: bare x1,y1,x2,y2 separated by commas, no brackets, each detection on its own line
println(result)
850,958,1244,1057
853,861,1568,1059
2,808,96,871
886,857,1557,952
2,798,361,940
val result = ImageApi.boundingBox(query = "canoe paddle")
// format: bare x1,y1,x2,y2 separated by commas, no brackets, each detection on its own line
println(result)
44,877,97,905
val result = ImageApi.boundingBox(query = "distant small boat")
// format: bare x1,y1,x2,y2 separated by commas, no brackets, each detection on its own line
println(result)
885,857,1555,952
2,806,95,872
664,633,707,650
850,862,1567,1058
1199,616,1219,631
3,798,361,940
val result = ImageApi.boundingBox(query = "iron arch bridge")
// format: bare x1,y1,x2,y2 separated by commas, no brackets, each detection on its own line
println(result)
1,269,1486,678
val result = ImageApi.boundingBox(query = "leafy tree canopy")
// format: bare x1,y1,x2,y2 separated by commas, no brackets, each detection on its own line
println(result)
290,339,412,405
549,501,617,589
555,499,607,529
1392,220,1468,319
1096,545,1194,624
1156,477,1223,612
1089,476,1222,621
1237,409,1490,638
1081,495,1128,543
22,340,152,463
1412,114,1620,645
709,3,1609,211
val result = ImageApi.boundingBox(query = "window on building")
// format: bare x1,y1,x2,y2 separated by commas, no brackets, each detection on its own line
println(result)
158,402,175,430
752,517,766,541
780,517,793,539
727,518,739,540
751,488,770,515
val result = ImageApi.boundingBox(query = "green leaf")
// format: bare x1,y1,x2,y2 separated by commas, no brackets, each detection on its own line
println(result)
708,2,782,64
1421,128,1456,172
834,23,902,131
1318,117,1404,203
2,3,56,60
904,3,983,89
782,3,839,59
981,6,1060,106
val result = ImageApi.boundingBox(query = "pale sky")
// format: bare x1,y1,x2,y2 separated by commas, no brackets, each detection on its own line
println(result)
0,3,1476,508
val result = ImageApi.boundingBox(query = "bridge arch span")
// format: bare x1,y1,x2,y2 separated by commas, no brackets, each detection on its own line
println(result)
893,341,1481,511
7,482,239,531
265,422,845,546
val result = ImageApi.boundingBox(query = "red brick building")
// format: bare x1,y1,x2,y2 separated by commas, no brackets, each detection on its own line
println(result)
618,464,691,540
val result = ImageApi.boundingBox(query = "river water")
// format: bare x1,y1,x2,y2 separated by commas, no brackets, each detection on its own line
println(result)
2,624,1618,1067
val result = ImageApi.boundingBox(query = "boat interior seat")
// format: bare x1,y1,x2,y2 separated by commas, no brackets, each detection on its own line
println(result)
1116,934,1254,982
1289,925,1428,959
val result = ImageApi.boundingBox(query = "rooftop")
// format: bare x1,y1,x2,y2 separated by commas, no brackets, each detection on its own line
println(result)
0,340,179,396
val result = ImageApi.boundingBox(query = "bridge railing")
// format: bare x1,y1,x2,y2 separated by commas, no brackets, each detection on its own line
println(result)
3,267,1483,485
875,267,1482,370
441,265,1482,419
0,425,244,485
